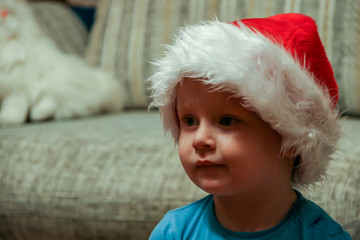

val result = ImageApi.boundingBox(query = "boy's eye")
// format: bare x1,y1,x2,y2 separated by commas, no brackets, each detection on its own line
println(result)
183,116,198,126
219,116,239,126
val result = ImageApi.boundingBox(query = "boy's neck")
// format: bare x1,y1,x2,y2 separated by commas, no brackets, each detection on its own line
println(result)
213,186,297,232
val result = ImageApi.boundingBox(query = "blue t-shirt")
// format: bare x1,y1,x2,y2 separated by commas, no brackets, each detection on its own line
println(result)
149,190,351,240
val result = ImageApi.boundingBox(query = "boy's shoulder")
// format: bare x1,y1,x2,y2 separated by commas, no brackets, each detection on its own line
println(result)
149,195,214,239
149,192,352,240
292,191,352,239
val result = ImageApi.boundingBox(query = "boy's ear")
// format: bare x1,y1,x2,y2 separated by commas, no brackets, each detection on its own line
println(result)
285,148,302,170
284,148,297,158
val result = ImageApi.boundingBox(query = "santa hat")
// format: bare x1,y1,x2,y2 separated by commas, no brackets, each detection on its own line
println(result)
148,13,340,186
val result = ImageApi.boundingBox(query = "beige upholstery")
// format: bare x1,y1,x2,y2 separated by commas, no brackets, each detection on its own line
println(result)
1,112,359,239
0,1,359,239
86,0,360,115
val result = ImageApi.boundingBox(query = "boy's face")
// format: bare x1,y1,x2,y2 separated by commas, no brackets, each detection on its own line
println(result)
176,78,293,197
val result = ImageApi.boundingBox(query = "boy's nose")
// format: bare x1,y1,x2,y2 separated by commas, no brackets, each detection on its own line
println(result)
192,122,215,151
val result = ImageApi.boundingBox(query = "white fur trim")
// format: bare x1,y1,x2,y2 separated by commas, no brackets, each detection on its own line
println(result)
148,20,340,186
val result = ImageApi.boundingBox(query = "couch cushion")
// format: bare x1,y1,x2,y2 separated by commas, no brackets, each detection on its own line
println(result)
299,117,360,238
86,0,360,115
0,111,205,239
0,112,359,239
31,2,88,56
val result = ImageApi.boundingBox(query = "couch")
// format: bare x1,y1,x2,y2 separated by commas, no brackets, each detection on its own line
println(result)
0,1,359,239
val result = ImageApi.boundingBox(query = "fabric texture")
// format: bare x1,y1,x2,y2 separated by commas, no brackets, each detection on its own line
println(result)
30,2,88,56
0,112,359,239
0,1,358,240
149,191,351,239
86,0,360,115
0,111,204,239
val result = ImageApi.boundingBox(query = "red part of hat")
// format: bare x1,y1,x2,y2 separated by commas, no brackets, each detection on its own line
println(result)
230,13,338,106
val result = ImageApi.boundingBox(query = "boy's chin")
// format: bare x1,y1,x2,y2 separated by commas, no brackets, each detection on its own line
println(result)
194,180,233,196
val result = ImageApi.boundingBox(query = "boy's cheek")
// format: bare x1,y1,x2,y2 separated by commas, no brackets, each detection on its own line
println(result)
178,132,192,147
178,136,194,164
178,138,190,158
178,147,192,174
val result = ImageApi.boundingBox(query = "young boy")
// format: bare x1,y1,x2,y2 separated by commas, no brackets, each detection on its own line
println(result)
148,13,352,239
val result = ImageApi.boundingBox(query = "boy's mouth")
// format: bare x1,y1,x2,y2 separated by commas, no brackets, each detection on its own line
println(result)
196,160,223,167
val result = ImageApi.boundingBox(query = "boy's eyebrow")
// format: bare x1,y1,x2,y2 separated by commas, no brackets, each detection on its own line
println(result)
175,105,191,115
